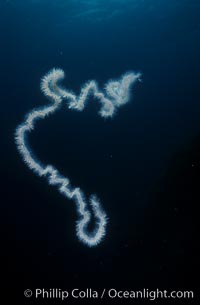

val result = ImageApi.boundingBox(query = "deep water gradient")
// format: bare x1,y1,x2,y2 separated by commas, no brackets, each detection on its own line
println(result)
0,0,200,303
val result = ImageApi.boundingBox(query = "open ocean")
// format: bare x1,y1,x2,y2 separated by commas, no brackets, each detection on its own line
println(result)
1,0,200,303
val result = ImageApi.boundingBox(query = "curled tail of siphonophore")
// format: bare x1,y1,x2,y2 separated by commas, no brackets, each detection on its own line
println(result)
15,68,141,247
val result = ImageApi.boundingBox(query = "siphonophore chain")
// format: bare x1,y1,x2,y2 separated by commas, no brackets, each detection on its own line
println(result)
15,68,141,247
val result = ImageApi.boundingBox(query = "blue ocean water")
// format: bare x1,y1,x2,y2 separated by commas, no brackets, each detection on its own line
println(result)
1,0,200,299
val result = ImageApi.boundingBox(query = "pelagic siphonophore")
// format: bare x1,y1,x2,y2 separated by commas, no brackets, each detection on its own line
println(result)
15,68,141,247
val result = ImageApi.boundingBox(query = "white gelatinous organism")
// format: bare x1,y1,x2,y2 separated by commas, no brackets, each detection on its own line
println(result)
15,68,141,247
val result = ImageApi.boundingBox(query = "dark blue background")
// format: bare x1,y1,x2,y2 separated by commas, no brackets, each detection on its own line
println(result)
0,0,200,303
